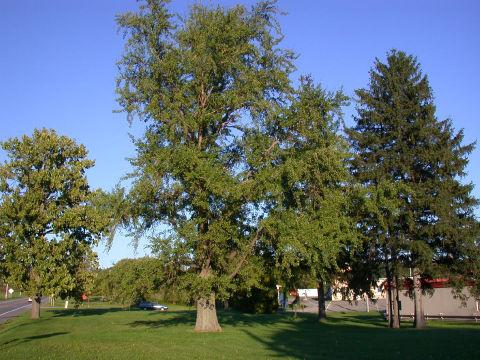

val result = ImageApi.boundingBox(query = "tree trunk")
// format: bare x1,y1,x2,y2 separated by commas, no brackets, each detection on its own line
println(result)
386,275,394,327
317,280,326,321
31,296,41,319
195,292,222,332
392,277,400,328
413,270,426,328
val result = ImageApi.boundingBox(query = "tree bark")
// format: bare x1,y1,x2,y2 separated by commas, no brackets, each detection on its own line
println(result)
386,273,394,328
195,292,222,332
31,296,41,319
317,280,327,321
392,277,400,328
413,270,426,328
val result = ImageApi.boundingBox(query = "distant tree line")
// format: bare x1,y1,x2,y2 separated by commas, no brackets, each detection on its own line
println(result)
0,0,478,333
92,257,182,307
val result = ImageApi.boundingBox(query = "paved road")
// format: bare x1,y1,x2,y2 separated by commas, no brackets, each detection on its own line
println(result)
0,297,32,324
301,298,387,313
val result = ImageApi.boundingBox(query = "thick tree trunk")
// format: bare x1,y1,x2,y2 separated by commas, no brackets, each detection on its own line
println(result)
195,292,222,332
392,277,400,328
31,296,41,319
413,270,426,328
317,280,327,321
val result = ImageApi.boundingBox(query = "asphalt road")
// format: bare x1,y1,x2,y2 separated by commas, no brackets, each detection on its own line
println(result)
0,297,32,324
301,298,387,313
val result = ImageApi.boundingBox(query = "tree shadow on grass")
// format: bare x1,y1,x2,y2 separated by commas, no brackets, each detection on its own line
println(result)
49,307,130,318
242,312,480,359
129,309,292,329
322,312,387,327
219,311,296,328
130,310,196,328
126,308,480,359
1,332,68,350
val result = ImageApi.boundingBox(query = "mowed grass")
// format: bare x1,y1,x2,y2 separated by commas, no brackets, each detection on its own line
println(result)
0,293,24,301
1,304,479,359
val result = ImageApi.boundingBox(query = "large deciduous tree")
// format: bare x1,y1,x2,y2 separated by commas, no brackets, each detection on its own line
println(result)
0,129,106,318
347,50,479,329
115,0,294,331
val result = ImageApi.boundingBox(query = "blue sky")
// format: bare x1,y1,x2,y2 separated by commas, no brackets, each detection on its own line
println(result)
1,0,479,268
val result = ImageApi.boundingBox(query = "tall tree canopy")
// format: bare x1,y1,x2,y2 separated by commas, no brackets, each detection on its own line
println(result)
347,50,479,328
264,77,354,320
115,0,294,331
0,129,106,318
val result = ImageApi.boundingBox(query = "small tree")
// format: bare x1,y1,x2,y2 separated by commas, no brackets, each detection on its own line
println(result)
115,0,294,331
0,129,107,318
348,50,479,328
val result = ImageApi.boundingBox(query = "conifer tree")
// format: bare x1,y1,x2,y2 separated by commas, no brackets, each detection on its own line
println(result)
348,50,479,328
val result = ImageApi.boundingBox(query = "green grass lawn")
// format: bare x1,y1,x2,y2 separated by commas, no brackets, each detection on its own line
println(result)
0,293,25,301
1,305,479,359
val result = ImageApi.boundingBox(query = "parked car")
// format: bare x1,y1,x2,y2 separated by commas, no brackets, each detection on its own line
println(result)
138,301,168,311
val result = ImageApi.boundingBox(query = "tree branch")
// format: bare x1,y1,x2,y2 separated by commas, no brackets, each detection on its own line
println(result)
228,227,262,279
242,139,279,182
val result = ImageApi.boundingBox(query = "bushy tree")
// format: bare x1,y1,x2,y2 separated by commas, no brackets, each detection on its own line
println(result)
263,77,355,320
115,0,294,331
347,50,479,328
94,257,163,307
0,129,107,318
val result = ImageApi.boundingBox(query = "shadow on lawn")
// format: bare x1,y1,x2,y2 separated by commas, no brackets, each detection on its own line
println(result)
130,310,196,328
126,308,480,359
129,309,292,329
242,312,480,359
1,332,68,350
50,307,126,317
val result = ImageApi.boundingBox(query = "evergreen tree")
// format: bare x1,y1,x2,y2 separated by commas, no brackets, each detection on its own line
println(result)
348,50,479,328
0,129,107,318
341,180,406,328
115,0,294,331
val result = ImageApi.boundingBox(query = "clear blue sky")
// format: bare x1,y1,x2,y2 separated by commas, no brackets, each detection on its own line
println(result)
1,1,479,268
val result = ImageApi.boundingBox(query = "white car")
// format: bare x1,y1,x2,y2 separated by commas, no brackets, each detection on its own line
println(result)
138,301,168,311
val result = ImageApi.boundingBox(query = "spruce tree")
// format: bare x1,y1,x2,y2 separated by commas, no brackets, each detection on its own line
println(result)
348,50,479,328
